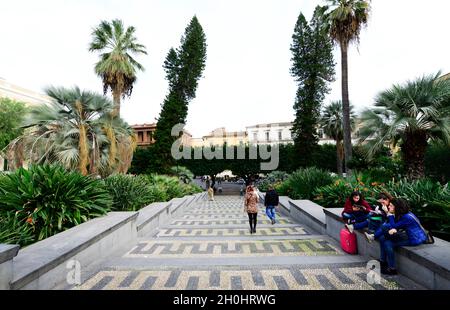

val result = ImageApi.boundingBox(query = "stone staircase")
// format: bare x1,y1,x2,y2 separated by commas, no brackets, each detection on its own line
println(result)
76,196,421,290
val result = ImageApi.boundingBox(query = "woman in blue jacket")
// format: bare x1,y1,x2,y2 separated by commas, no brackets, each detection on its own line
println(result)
364,198,427,275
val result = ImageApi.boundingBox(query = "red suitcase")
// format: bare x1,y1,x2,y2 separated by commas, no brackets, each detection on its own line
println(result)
340,228,357,254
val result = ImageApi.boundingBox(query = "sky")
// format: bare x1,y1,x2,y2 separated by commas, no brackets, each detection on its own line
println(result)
1,0,450,137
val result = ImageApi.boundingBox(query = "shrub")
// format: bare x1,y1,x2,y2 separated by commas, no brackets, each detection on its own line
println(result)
145,174,202,201
170,166,194,184
313,174,383,208
425,142,450,184
0,212,34,246
380,179,450,240
104,174,154,211
257,171,289,192
277,167,334,200
0,165,111,242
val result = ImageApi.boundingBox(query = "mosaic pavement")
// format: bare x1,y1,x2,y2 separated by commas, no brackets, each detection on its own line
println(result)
78,195,419,290
77,265,401,290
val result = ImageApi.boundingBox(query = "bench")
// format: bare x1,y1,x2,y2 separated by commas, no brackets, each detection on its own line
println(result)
323,208,450,289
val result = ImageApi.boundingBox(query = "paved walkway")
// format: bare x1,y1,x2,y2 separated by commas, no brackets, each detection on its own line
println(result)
76,196,422,290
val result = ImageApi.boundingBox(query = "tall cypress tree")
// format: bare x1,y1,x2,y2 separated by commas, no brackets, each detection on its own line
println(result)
290,9,335,167
152,16,207,173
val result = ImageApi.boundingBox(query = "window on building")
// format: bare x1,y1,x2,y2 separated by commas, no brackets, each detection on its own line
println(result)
265,131,270,142
278,130,282,141
253,132,258,141
138,131,143,142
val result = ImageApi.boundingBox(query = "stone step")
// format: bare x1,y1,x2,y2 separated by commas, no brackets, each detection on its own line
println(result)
123,238,342,259
75,261,416,290
151,226,311,238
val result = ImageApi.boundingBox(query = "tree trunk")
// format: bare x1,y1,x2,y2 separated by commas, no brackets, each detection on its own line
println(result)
336,139,344,176
79,124,89,176
112,87,121,118
340,42,353,177
402,132,427,180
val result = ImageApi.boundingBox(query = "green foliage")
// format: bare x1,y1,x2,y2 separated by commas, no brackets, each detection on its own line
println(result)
425,142,450,184
0,98,27,150
170,166,194,183
313,173,382,208
89,19,147,116
257,171,290,192
104,174,154,211
0,165,111,244
290,10,335,167
311,144,338,172
277,167,334,199
0,212,34,245
153,16,207,173
145,174,202,200
348,145,404,182
358,72,450,180
380,179,450,238
6,86,136,176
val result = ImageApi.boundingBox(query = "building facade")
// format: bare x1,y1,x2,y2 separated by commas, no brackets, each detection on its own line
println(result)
190,127,247,147
0,78,53,106
131,123,192,148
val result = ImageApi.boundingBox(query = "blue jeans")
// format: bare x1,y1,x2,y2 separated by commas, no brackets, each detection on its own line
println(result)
265,206,276,221
374,223,411,268
379,234,411,269
343,212,368,224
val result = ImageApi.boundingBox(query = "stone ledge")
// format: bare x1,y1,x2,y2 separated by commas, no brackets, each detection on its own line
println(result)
289,200,328,235
0,244,19,264
136,202,172,231
11,211,138,289
170,197,189,215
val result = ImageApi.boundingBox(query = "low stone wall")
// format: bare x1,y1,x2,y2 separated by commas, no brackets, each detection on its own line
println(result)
0,192,203,290
323,208,450,289
11,212,138,290
0,244,19,290
289,200,329,235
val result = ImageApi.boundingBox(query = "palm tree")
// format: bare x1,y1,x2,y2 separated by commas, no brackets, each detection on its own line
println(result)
320,101,355,176
358,73,450,180
6,87,136,176
318,0,370,177
89,19,147,118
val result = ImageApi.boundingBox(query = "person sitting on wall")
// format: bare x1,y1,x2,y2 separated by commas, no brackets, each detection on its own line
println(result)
342,191,372,225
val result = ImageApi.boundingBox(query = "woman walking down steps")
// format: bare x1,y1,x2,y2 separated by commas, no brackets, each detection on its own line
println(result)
244,185,259,234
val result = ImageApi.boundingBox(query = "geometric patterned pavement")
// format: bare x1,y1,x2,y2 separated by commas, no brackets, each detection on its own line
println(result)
78,195,420,290
77,265,401,290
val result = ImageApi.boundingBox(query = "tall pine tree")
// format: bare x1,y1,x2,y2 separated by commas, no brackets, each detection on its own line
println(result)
152,16,207,173
290,9,335,167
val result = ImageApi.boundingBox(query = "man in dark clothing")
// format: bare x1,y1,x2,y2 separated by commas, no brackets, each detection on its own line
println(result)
264,186,279,224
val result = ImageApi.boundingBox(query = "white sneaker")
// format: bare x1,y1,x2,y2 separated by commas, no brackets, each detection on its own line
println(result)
364,232,375,243
345,224,354,234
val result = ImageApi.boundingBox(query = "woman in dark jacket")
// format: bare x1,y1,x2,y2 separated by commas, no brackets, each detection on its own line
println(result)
364,198,427,275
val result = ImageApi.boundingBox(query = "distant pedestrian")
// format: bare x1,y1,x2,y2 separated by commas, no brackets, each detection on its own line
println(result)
239,184,245,198
244,185,259,234
264,185,279,225
207,186,215,201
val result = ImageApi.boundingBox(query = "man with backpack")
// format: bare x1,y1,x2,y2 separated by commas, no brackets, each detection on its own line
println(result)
264,185,279,225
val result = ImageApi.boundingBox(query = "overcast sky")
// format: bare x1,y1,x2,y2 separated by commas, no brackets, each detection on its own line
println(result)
1,0,449,137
